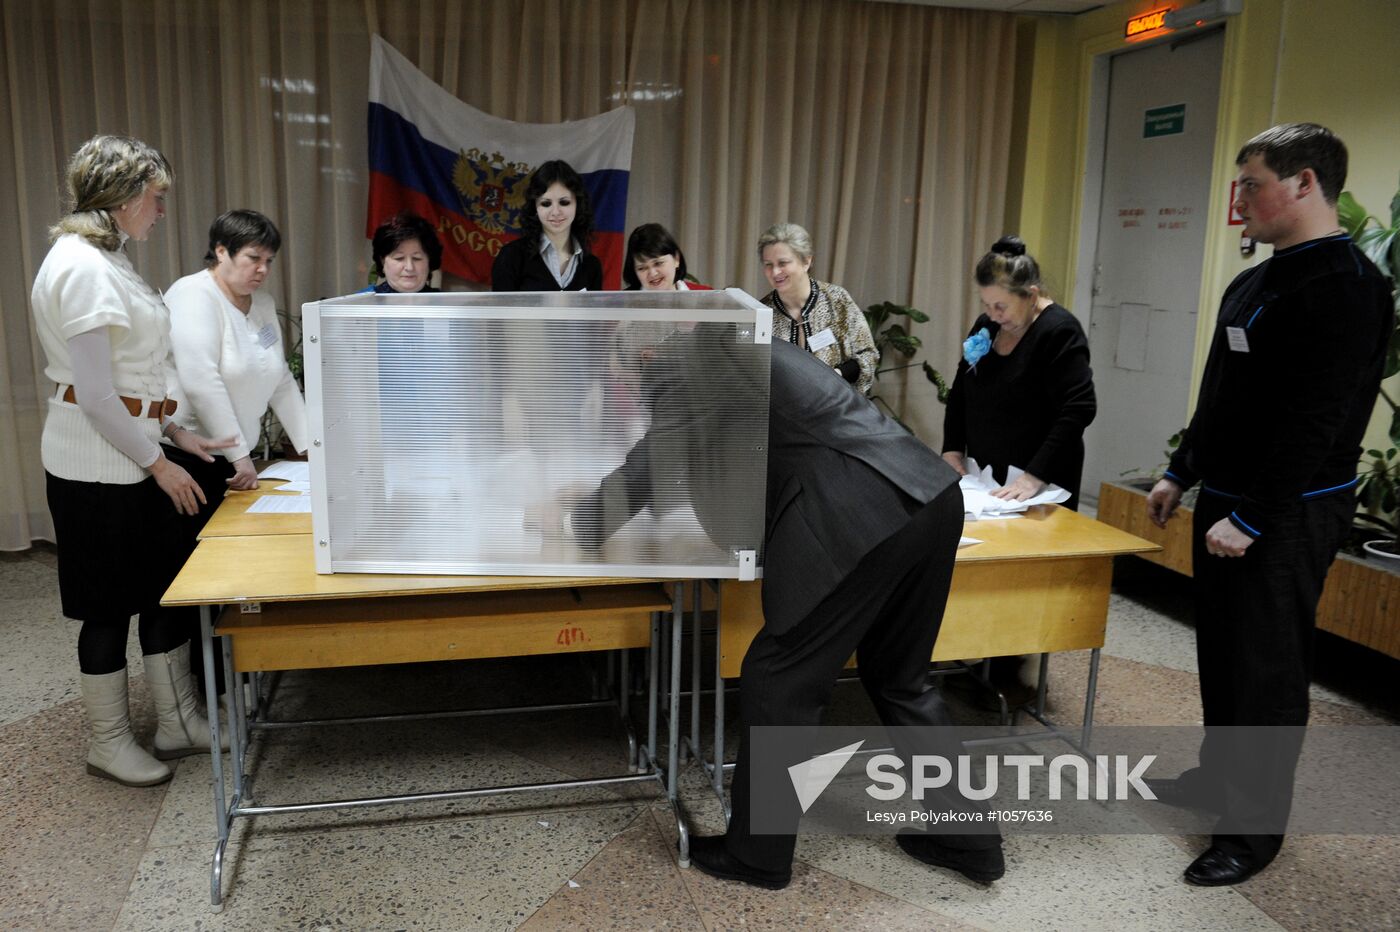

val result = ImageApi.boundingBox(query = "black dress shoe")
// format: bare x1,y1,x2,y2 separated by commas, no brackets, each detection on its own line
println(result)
1183,846,1266,887
684,835,791,890
896,832,1005,884
1143,777,1223,814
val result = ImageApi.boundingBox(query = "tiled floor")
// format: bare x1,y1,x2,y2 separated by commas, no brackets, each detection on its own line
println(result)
1,546,1396,931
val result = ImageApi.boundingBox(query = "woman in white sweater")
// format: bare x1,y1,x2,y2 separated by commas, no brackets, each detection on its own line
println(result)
32,135,232,788
166,209,307,499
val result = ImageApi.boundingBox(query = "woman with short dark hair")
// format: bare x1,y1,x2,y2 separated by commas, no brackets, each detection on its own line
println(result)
491,160,603,291
166,209,307,495
622,222,710,291
369,211,443,293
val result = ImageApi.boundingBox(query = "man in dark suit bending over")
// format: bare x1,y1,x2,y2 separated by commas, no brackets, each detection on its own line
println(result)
571,328,1004,889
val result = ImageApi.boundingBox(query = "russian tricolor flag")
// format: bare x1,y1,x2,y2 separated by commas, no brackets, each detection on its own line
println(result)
367,36,635,289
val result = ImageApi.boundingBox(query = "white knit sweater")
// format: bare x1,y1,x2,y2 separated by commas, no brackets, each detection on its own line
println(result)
32,234,172,484
165,270,308,461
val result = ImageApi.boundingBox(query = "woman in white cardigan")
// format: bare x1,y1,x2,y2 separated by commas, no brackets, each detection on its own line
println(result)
166,209,307,502
33,135,233,788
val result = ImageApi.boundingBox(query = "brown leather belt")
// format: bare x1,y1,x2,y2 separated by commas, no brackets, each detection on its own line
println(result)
60,385,177,418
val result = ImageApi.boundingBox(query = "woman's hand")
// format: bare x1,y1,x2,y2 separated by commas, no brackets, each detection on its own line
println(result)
148,453,206,516
226,455,260,491
167,423,238,463
941,451,968,476
991,471,1046,502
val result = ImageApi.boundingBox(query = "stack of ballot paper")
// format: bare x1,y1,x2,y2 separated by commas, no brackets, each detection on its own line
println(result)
248,461,312,513
958,457,1070,519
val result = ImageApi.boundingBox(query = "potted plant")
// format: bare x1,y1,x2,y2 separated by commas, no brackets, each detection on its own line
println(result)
862,300,949,424
256,307,305,459
1339,177,1400,557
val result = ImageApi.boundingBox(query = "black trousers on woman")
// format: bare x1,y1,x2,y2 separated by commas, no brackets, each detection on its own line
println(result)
163,446,236,694
724,484,1001,871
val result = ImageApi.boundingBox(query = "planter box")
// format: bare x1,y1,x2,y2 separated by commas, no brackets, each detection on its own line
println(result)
1096,480,1194,576
1097,481,1400,661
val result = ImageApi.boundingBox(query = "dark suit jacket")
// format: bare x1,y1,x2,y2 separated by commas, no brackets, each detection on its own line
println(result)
491,236,604,292
576,329,958,637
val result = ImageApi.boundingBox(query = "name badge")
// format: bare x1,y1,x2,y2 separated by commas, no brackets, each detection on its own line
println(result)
1226,326,1249,353
256,323,279,349
808,327,837,351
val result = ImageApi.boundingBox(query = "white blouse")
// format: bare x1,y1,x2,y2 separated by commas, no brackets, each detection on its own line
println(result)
32,234,173,483
166,270,308,462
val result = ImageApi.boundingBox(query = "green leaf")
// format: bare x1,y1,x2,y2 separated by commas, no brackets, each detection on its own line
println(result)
1357,228,1396,279
1390,175,1400,229
922,362,950,404
1337,192,1370,238
904,307,930,323
888,333,921,357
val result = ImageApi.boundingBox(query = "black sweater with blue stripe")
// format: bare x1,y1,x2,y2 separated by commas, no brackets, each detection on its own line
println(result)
1166,234,1392,538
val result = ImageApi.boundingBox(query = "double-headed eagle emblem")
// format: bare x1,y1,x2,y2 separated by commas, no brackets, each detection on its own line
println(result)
452,148,531,236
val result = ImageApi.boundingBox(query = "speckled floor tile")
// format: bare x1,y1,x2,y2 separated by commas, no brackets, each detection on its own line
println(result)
1231,834,1400,931
797,830,1283,931
647,802,979,931
0,696,169,932
518,809,703,930
115,805,642,931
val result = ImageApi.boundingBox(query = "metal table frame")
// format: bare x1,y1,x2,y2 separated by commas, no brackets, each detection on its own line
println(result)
194,582,696,909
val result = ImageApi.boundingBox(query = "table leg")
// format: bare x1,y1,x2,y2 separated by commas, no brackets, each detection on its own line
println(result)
1082,647,1101,748
220,636,246,808
200,606,229,908
687,582,702,765
646,612,659,772
667,584,683,800
713,584,730,824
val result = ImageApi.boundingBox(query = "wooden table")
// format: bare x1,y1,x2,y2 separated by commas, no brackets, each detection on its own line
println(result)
166,491,694,908
179,488,1157,883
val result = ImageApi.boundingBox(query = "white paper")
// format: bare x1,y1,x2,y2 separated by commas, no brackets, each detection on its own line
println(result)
271,480,312,494
958,458,1071,519
258,460,310,482
247,495,312,514
958,536,983,547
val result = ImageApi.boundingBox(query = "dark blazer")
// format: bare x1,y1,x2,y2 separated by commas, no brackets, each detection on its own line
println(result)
491,236,604,292
576,330,958,637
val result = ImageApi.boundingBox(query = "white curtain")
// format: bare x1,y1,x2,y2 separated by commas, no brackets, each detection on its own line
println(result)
0,0,1016,550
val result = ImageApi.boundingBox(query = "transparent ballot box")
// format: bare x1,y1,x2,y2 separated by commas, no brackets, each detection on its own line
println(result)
302,289,772,578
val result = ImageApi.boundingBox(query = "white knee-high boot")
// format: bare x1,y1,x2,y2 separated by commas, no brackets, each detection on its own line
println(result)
144,644,229,760
80,668,172,786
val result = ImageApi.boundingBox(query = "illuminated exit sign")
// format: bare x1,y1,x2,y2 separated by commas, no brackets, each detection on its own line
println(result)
1126,7,1172,37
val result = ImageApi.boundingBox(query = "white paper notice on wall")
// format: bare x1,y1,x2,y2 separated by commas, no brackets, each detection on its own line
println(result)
1114,302,1150,372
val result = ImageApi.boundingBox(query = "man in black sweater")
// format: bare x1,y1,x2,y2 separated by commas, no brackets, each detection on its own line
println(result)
1146,123,1393,886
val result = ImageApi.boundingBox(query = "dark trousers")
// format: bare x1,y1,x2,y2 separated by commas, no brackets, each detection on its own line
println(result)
1185,489,1352,863
725,484,1000,871
164,446,235,695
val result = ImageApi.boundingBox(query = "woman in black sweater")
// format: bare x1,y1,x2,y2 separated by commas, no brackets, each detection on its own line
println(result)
942,235,1096,510
491,160,603,292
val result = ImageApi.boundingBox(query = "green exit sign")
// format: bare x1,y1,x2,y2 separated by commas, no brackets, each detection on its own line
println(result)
1144,104,1186,138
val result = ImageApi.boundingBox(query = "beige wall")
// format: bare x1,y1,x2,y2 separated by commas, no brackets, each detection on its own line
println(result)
1009,0,1400,451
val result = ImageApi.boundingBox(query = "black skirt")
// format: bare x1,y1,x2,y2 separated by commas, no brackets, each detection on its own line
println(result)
45,470,188,622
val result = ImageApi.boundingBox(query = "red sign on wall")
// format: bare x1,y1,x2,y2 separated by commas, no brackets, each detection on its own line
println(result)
1228,181,1245,225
